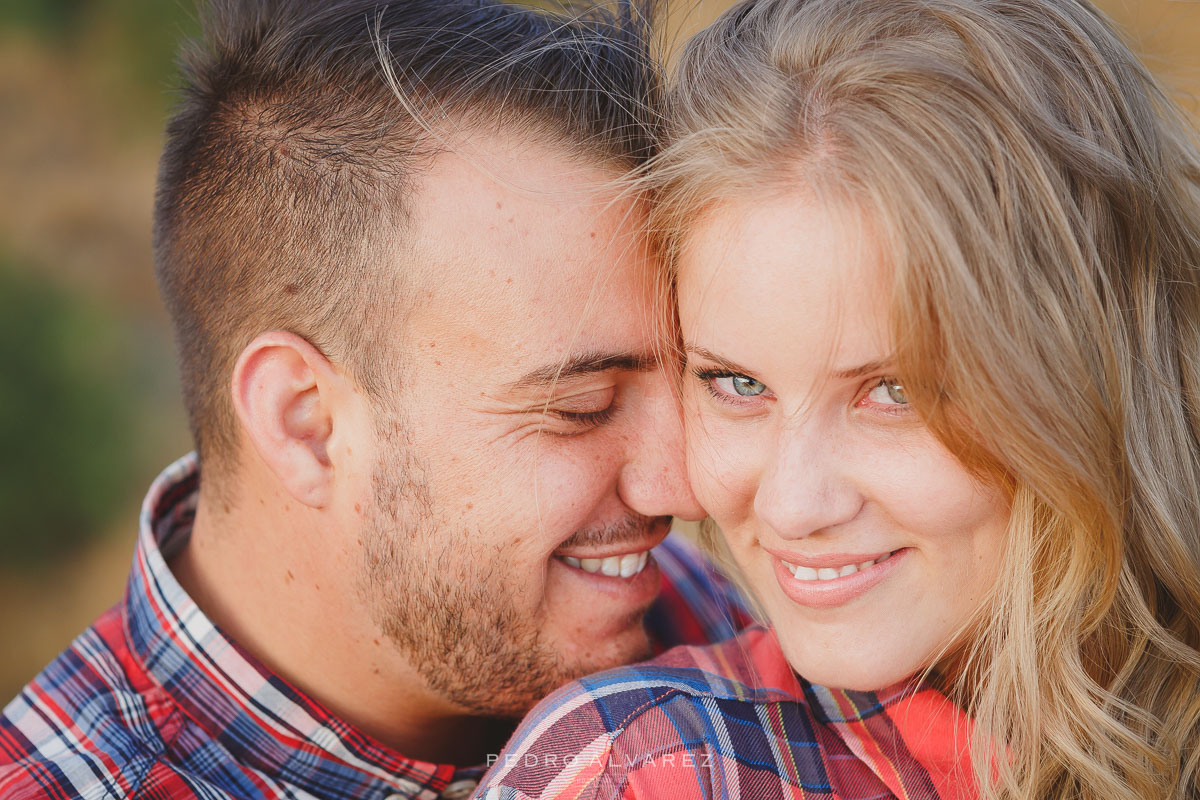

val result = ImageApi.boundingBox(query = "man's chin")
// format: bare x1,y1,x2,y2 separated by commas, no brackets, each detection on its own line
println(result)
561,615,655,678
586,636,654,677
483,637,651,720
543,553,662,646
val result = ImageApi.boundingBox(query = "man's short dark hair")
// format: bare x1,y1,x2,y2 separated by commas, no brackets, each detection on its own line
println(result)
153,0,661,484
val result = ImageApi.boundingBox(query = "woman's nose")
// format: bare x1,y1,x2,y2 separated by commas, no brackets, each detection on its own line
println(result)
752,422,864,540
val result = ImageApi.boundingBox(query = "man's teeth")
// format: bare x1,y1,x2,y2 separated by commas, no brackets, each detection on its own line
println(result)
783,551,894,582
560,551,650,578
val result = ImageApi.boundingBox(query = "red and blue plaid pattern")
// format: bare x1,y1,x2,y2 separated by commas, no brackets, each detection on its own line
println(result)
0,453,752,800
476,627,979,800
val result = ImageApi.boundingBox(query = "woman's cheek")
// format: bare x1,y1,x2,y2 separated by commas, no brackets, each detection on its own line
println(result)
684,408,764,528
874,434,980,524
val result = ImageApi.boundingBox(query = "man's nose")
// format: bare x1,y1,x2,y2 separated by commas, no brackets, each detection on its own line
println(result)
616,375,706,522
753,421,863,539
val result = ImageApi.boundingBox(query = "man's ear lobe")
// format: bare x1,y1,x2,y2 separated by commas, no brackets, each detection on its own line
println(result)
231,331,341,508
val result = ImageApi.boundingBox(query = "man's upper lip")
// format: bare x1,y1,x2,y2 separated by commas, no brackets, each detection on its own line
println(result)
554,527,670,560
762,545,899,569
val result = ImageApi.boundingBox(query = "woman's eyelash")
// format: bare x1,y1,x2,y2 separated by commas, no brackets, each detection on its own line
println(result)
692,368,726,396
692,368,757,404
859,378,913,416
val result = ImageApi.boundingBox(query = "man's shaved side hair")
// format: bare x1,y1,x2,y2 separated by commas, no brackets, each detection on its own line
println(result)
153,0,661,490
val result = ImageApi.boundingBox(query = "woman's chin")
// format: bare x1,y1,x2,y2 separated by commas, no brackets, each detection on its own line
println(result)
767,605,930,692
783,653,915,693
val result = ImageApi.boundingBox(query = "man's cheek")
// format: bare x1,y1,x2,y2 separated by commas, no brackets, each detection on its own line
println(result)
530,442,621,516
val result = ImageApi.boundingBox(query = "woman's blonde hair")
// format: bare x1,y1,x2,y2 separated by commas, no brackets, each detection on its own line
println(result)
654,0,1200,797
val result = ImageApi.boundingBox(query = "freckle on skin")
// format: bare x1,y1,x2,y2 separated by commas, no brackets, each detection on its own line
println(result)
354,503,361,513
285,570,294,583
223,503,230,514
506,278,513,284
465,503,473,510
374,638,380,646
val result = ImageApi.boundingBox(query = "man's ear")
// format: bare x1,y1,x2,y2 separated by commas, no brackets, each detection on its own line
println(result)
231,331,344,509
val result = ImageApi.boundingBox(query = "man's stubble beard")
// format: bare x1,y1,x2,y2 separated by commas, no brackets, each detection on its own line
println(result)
357,415,575,719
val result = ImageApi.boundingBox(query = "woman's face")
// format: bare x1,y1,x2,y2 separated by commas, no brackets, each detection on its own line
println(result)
677,191,1009,691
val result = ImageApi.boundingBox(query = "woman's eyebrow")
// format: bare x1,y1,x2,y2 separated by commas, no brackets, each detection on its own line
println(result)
684,345,756,376
688,344,893,382
831,358,893,380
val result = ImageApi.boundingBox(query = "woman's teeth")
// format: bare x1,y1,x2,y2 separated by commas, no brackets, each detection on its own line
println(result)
783,551,894,582
559,551,650,578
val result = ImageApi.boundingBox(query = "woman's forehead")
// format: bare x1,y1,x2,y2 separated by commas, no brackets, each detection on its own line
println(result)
676,192,892,366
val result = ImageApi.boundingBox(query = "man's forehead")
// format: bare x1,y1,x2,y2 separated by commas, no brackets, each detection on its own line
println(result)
405,133,646,267
393,129,659,388
411,129,642,236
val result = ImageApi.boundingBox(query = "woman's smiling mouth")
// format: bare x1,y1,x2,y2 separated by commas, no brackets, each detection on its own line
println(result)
780,549,897,581
769,547,909,608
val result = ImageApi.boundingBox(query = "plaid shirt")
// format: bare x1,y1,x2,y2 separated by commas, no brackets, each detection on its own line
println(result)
476,626,978,800
0,453,752,800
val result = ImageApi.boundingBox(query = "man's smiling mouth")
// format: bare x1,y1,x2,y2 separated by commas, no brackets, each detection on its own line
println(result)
555,550,652,578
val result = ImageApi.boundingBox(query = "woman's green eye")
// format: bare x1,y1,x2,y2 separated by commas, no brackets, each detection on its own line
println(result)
691,366,772,405
866,378,908,405
718,375,767,397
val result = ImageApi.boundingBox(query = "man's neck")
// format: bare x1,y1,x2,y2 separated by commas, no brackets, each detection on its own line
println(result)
169,490,515,765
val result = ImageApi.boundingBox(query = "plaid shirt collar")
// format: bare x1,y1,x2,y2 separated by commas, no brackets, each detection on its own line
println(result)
124,452,484,800
479,626,977,800
712,627,974,798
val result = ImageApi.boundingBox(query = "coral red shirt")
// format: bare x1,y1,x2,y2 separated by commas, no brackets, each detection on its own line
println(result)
477,626,978,800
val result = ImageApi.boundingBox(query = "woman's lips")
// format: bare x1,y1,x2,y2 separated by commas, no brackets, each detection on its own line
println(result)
770,547,909,609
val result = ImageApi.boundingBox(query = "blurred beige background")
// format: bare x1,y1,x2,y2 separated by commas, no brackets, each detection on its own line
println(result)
1,0,1198,702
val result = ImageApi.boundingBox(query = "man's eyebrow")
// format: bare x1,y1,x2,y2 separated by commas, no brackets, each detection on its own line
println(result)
506,351,656,390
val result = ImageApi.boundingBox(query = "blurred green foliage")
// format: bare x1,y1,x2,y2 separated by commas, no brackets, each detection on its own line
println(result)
0,257,146,565
0,0,199,575
1,0,198,107
0,0,86,35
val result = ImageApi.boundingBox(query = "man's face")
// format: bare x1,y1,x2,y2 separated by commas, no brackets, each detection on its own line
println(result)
353,132,702,717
